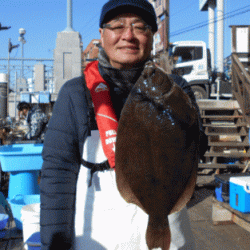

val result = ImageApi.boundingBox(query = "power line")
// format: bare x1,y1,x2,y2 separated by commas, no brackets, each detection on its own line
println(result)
80,14,100,48
170,4,250,36
172,3,250,34
171,1,196,17
170,4,250,37
171,8,250,37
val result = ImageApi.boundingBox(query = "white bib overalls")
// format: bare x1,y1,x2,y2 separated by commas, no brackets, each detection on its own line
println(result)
74,130,196,249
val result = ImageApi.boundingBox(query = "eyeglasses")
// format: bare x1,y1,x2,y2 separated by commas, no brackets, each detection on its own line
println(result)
103,19,152,35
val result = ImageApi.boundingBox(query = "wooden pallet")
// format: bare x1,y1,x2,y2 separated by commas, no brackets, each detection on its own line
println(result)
197,100,250,170
212,198,250,233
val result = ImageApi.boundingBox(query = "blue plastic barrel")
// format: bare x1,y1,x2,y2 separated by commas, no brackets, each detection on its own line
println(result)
26,232,41,250
8,171,40,200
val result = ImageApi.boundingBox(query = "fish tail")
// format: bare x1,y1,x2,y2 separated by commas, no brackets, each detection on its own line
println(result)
146,216,171,250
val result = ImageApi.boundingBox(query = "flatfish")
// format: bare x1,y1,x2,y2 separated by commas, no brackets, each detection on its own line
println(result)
115,61,200,250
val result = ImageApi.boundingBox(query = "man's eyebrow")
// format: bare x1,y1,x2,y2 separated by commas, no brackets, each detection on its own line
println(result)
110,17,144,23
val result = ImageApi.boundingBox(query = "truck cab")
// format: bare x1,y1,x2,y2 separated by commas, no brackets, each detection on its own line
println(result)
171,41,212,99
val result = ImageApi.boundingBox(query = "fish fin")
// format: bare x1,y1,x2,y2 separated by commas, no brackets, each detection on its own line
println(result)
170,162,197,214
146,216,171,250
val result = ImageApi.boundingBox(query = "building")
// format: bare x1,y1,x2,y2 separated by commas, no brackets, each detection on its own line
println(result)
82,39,101,71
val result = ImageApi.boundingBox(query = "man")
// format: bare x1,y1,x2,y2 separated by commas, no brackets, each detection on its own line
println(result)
40,0,207,249
17,101,48,141
0,125,10,145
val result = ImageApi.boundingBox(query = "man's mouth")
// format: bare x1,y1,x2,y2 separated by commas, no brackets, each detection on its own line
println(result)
119,46,139,52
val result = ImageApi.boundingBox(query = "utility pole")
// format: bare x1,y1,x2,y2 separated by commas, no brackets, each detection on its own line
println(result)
161,0,172,73
8,39,19,83
165,0,170,51
217,0,224,75
18,28,27,91
7,39,19,117
150,0,171,73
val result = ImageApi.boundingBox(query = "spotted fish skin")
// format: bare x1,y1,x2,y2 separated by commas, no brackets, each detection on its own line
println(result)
115,61,200,250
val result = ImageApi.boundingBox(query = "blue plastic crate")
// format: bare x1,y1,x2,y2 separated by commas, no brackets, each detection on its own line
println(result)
39,92,50,103
21,93,31,103
0,143,43,172
230,176,250,213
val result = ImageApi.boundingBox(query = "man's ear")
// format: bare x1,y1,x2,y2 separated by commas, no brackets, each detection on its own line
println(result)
99,28,104,47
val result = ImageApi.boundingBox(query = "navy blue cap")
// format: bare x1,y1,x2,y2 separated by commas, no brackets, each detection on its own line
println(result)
99,0,158,32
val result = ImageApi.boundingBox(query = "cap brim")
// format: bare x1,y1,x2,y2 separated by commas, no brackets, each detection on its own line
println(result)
101,5,157,32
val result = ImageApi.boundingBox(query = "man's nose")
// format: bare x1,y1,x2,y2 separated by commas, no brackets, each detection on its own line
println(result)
121,25,135,40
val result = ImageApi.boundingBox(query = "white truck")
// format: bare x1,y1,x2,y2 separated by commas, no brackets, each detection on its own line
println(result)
170,41,232,100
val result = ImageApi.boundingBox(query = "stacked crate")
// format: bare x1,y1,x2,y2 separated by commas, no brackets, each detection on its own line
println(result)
197,100,250,170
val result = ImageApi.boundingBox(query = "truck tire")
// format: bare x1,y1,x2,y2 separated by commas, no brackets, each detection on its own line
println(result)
191,85,208,100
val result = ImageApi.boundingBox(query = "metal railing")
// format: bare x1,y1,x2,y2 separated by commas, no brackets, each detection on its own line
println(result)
0,57,54,93
231,52,250,125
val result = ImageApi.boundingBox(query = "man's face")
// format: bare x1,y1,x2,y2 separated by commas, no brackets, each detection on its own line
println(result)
19,108,29,118
99,13,154,69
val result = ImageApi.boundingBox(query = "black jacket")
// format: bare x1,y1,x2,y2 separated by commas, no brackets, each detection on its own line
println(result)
40,76,89,250
40,73,207,250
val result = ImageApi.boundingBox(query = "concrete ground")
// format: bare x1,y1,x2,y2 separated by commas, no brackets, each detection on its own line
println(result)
1,173,250,250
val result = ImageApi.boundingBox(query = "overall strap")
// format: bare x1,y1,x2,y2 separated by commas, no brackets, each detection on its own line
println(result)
81,159,110,187
81,77,110,186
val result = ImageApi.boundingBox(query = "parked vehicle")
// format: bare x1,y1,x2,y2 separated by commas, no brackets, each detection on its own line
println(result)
170,41,232,100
